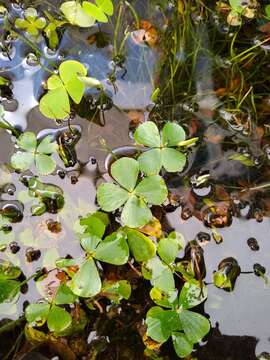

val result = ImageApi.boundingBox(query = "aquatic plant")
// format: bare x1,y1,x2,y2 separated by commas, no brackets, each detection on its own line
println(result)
60,0,114,27
134,121,195,175
97,157,168,227
57,211,155,297
146,281,210,358
11,132,58,176
25,285,87,336
39,60,102,119
15,7,46,37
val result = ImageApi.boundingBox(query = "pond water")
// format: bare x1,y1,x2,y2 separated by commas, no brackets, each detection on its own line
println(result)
0,1,270,359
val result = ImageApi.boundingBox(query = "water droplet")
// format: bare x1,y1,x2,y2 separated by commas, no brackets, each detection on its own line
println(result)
0,200,24,223
9,241,20,254
3,183,16,196
247,237,259,251
196,232,211,243
25,247,41,262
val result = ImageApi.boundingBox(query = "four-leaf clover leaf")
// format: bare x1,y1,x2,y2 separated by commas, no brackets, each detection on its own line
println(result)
134,121,187,176
97,157,168,228
11,132,58,176
15,8,46,36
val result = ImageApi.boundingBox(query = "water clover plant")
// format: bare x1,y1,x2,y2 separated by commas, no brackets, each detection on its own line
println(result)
39,60,101,119
25,284,85,337
134,121,188,175
15,7,46,36
11,132,58,176
60,0,113,28
146,281,210,358
58,211,156,298
97,157,168,228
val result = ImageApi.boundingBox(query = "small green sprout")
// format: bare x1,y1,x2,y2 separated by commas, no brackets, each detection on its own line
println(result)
15,7,46,36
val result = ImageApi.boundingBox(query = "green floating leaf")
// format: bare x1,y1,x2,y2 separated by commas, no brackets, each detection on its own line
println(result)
55,283,77,305
179,280,207,309
80,211,108,237
17,132,37,151
143,257,175,293
82,1,108,22
0,279,20,303
39,85,70,120
150,287,178,309
69,258,101,297
172,332,193,358
102,280,131,304
95,232,129,265
25,303,50,326
0,260,21,280
35,154,56,176
161,148,186,172
146,306,182,343
37,135,58,154
162,122,186,147
135,175,168,205
127,229,156,262
11,152,34,171
121,195,152,228
80,233,101,254
179,309,210,344
111,157,139,192
60,1,95,27
97,183,128,212
138,149,162,176
157,237,180,265
265,4,270,19
135,121,161,148
96,0,114,15
47,305,72,333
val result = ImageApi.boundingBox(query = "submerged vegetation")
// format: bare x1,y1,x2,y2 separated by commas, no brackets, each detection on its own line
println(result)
0,0,270,359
